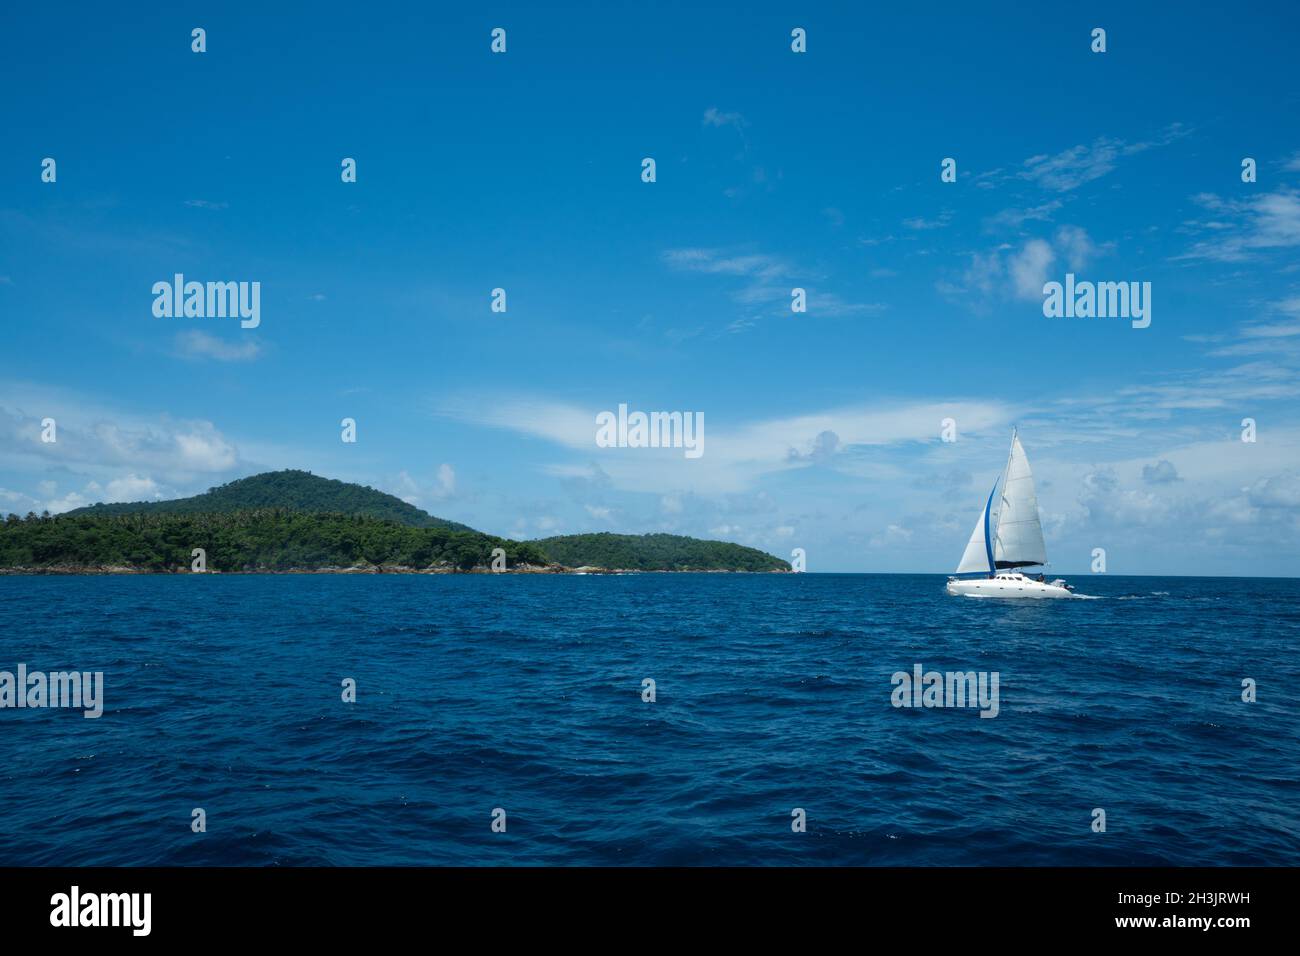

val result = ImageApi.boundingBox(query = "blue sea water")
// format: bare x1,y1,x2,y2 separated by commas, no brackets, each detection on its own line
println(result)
0,573,1296,866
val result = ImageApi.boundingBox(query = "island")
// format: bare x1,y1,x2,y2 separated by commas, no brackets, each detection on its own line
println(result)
0,470,792,574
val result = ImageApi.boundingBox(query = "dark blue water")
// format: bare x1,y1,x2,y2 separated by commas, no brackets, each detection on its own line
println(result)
0,574,1296,866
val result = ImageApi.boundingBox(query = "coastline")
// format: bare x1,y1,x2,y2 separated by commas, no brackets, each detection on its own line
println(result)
0,564,791,575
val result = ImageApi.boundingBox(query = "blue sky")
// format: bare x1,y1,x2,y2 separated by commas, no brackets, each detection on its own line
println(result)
3,2,1300,574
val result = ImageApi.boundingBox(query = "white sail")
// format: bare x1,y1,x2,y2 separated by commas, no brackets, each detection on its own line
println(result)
993,434,1047,567
954,483,996,574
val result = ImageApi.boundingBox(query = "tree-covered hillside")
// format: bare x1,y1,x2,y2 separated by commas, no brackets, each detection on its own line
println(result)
65,470,472,531
533,532,790,571
3,471,791,572
0,510,546,572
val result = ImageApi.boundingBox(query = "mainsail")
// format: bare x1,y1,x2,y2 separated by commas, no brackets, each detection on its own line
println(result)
993,432,1047,568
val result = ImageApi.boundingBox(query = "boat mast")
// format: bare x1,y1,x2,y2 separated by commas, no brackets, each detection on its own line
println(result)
982,479,998,576
992,426,1017,550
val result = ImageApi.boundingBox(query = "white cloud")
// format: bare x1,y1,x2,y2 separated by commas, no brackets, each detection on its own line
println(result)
435,463,455,497
945,226,1109,306
663,248,786,280
436,394,1013,495
1022,138,1123,191
984,200,1063,231
702,107,747,130
1007,239,1055,300
392,465,457,507
1178,188,1300,262
42,490,91,515
0,384,244,515
663,246,880,318
175,330,262,362
1,473,170,516
903,212,952,231
1141,460,1181,484
1248,471,1300,509
1225,297,1300,345
1053,224,1106,271
808,293,887,317
0,398,238,477
1020,125,1189,192
868,524,914,547
170,425,239,471
104,474,164,501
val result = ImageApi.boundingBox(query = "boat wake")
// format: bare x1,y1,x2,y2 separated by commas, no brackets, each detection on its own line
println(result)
956,589,1102,600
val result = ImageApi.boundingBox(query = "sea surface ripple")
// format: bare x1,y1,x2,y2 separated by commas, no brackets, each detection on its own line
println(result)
0,573,1295,866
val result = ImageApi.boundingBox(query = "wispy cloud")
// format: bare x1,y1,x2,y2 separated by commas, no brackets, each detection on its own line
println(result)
809,293,887,317
902,212,953,231
174,330,262,362
1207,297,1300,355
433,393,1012,494
702,107,748,130
1053,224,1109,270
1007,239,1056,299
393,464,456,507
940,226,1110,307
663,248,786,280
1241,296,1300,338
662,246,882,318
1019,124,1190,192
984,200,1063,231
1177,188,1300,262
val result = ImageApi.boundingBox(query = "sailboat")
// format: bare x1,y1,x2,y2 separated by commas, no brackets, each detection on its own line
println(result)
946,429,1074,599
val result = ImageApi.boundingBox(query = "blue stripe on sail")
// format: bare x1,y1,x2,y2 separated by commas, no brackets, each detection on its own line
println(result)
983,480,998,575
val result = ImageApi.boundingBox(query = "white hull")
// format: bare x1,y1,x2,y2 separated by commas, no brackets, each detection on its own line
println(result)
947,574,1073,599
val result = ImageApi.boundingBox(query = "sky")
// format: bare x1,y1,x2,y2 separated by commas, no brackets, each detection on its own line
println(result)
2,1,1300,574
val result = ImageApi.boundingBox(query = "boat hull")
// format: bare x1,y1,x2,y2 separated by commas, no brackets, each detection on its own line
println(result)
946,577,1073,599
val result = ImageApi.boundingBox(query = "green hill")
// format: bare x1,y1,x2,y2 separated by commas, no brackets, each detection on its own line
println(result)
65,469,473,531
5,471,791,572
533,532,790,572
0,510,546,572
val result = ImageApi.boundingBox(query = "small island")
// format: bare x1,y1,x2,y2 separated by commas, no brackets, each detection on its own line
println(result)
0,470,791,574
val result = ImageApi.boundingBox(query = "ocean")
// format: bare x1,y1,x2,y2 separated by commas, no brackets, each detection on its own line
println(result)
0,573,1296,866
